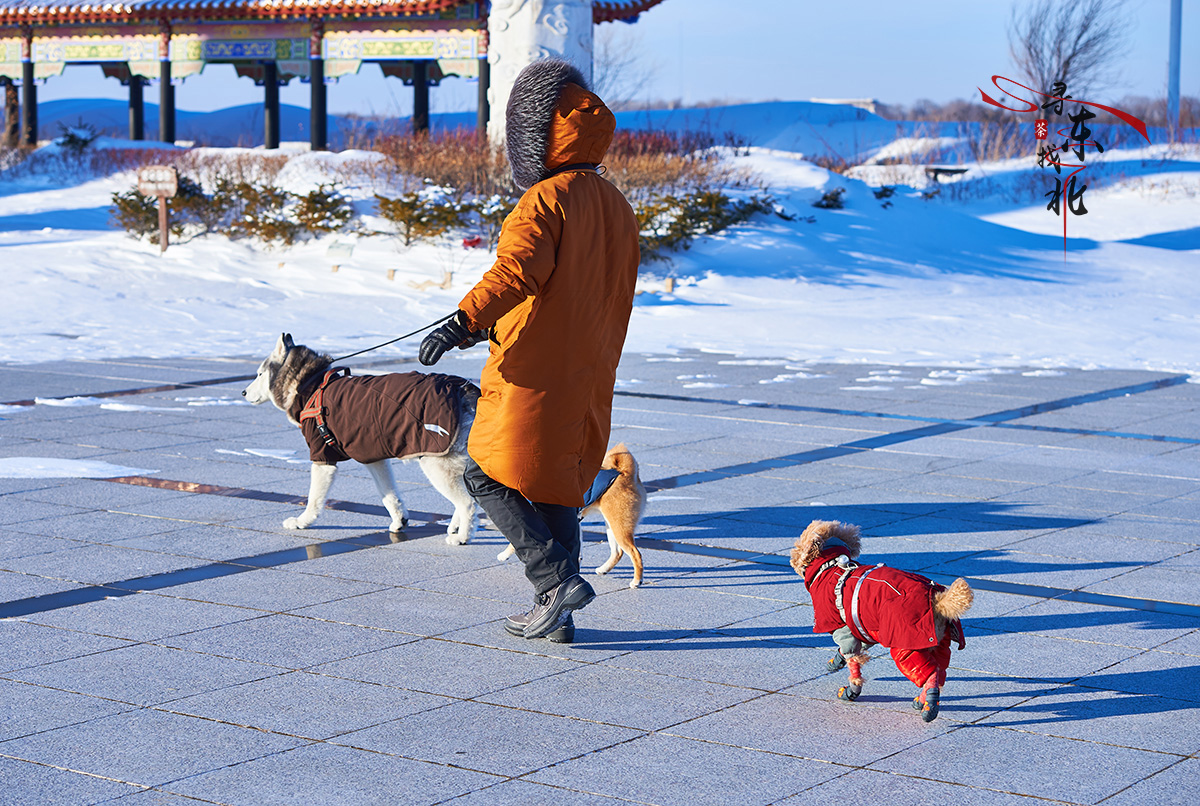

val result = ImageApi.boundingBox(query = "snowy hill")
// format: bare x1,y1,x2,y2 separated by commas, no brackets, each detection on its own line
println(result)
36,99,477,147
3,100,1199,375
39,97,894,156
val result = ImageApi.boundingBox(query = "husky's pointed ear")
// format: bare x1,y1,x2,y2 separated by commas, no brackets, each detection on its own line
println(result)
270,333,291,359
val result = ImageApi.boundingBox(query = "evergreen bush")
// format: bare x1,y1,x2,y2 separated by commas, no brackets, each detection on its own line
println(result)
375,185,471,246
636,190,774,261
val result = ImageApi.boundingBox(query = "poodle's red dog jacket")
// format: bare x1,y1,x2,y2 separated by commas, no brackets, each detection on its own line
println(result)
803,546,965,652
288,369,468,465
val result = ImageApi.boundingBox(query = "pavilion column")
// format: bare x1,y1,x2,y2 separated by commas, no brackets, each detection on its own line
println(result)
128,74,145,141
476,14,488,137
309,18,326,151
476,54,489,137
158,23,175,144
4,81,17,148
263,60,280,149
411,60,429,133
486,0,593,143
20,28,36,146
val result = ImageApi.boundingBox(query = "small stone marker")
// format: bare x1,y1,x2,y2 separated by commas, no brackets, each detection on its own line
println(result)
137,165,178,254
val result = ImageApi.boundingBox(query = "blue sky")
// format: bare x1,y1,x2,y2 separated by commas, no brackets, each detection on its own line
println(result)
37,0,1198,115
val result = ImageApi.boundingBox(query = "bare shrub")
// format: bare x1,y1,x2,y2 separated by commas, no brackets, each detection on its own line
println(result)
0,144,177,183
173,150,290,191
603,129,759,203
371,129,510,199
960,120,1033,163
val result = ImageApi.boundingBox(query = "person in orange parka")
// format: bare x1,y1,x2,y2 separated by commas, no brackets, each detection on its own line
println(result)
419,58,640,641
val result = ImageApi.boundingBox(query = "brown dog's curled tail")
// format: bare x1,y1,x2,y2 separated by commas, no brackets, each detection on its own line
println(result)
933,578,974,620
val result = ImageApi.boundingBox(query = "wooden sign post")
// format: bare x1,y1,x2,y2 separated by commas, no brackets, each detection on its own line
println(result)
137,165,178,254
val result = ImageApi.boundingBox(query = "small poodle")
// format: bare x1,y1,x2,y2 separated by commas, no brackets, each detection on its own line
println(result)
790,520,973,722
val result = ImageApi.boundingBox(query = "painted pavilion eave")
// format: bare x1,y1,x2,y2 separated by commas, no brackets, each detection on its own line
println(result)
0,0,477,26
593,0,664,24
0,0,664,26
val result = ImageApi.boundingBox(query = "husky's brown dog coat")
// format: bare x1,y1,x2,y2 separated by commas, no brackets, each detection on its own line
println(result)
243,333,479,544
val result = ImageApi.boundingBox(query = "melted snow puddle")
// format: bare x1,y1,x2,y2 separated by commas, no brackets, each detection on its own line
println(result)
612,423,673,431
34,396,108,407
32,397,187,412
28,395,247,411
842,370,916,391
177,396,251,407
0,457,158,478
718,359,792,366
857,370,917,384
758,371,835,383
920,369,1014,386
101,402,185,412
217,448,308,464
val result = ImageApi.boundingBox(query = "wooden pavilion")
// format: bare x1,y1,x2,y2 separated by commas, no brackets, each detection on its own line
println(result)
0,0,664,149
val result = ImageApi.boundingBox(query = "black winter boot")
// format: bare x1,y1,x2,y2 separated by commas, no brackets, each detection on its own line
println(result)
504,611,575,643
519,574,594,639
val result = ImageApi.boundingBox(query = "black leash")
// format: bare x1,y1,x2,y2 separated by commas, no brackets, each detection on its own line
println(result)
330,312,456,363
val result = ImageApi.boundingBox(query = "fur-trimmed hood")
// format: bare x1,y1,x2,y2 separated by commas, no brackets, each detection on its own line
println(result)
505,58,616,190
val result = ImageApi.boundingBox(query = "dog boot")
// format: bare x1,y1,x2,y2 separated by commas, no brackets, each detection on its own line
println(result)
837,683,862,701
838,660,864,701
826,654,847,673
912,687,941,722
912,675,941,722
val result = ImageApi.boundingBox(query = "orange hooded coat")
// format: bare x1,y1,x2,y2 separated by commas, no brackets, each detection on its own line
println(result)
458,80,639,507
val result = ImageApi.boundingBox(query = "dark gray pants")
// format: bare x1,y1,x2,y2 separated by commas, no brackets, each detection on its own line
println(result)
462,458,581,596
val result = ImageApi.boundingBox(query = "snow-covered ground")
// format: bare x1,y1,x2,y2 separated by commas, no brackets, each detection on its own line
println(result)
3,102,1198,377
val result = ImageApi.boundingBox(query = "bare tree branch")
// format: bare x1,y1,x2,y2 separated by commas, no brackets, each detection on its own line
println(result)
1008,0,1132,97
592,23,659,110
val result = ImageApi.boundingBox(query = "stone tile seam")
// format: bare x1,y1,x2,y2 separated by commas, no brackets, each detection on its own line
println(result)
966,626,1200,661
1,355,418,409
616,375,1194,443
5,369,1188,442
2,373,1193,618
1093,755,1200,805
0,683,484,788
0,751,158,797
2,646,1191,786
2,652,1179,767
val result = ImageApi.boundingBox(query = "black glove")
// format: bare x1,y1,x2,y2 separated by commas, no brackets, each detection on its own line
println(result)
419,311,487,366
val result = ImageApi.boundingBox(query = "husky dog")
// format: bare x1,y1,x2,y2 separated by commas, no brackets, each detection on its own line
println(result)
243,333,479,544
497,443,648,587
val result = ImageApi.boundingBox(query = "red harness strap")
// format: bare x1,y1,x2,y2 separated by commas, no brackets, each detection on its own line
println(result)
299,368,350,447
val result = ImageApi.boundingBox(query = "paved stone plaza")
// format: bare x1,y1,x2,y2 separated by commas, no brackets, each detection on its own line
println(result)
2,349,1198,805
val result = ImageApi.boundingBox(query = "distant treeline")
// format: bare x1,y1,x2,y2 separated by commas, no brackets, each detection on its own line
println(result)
876,95,1199,127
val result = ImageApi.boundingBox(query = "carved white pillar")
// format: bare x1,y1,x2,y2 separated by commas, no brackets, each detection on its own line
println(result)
487,0,594,144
